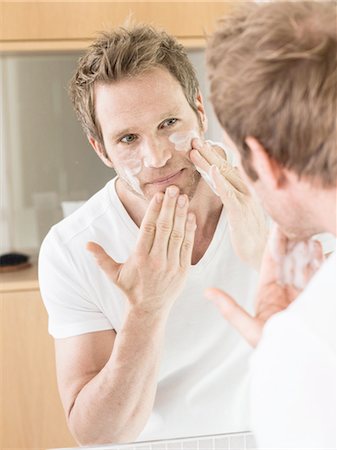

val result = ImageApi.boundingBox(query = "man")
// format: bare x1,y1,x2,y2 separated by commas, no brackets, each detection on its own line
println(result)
204,2,336,448
39,26,267,445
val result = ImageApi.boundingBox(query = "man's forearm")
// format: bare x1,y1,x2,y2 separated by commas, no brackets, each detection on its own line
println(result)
67,307,169,445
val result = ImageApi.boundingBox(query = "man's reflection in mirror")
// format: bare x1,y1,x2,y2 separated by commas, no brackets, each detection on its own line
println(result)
39,25,267,445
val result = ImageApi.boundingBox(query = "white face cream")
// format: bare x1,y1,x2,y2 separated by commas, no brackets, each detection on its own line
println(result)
118,129,202,196
169,129,200,152
121,168,143,195
169,130,220,194
118,157,143,196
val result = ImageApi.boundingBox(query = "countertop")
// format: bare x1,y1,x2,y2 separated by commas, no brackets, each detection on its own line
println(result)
0,263,39,293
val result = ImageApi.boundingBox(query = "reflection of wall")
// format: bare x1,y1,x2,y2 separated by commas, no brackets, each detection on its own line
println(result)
1,53,116,253
1,50,224,254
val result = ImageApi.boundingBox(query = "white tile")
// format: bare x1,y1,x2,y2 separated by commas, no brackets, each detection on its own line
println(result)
244,434,257,450
167,441,183,449
198,438,213,449
151,443,167,450
228,434,245,450
182,439,198,449
213,436,229,450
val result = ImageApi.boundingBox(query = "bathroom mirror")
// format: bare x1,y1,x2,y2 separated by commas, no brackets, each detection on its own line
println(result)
1,50,226,253
1,3,257,446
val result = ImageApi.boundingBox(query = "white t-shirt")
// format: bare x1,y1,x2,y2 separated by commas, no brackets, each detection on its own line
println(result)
39,177,258,440
250,250,336,449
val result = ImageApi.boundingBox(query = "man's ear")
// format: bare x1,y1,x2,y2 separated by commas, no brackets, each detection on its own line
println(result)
88,136,114,168
195,91,208,133
245,136,286,189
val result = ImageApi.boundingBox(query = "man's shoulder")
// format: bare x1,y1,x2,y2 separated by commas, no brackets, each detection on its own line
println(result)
43,179,119,248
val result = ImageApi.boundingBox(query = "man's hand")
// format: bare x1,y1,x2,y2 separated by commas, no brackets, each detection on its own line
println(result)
87,186,196,316
205,226,324,347
189,139,269,270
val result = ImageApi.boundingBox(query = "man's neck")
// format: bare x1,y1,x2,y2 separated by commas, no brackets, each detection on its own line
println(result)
304,187,337,236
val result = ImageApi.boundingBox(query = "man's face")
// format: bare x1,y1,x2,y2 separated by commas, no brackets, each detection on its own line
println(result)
92,67,206,201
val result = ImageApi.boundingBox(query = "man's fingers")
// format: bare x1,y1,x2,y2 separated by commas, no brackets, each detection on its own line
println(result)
210,162,248,196
205,288,262,347
209,165,238,203
136,192,164,255
190,148,214,176
167,194,190,262
192,139,227,167
190,145,248,198
180,212,197,269
192,137,247,195
87,242,121,284
151,186,179,258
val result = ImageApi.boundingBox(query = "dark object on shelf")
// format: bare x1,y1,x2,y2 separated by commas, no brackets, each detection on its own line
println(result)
0,252,31,273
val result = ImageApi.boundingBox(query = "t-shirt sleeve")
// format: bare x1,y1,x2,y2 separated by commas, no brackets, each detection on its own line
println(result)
38,228,113,338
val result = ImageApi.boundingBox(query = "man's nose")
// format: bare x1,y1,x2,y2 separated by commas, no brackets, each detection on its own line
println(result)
142,137,172,168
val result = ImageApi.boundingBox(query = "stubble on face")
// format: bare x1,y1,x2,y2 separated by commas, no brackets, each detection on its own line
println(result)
116,163,202,203
94,67,207,204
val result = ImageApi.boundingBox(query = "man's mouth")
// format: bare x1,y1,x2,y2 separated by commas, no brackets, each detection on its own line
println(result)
149,169,184,185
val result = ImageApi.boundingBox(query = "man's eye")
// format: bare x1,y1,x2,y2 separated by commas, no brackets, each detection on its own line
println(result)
161,118,178,128
120,134,137,144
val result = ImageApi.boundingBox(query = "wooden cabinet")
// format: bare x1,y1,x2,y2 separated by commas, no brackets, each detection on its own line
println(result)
0,265,77,449
0,1,234,52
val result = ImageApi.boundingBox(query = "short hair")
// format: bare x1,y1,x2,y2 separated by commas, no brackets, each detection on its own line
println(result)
207,1,337,187
69,25,200,144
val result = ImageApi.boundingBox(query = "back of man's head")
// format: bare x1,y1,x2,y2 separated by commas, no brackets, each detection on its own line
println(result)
69,25,200,145
207,1,337,187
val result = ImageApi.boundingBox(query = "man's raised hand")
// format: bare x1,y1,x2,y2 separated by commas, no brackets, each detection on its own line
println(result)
189,138,269,270
87,186,196,316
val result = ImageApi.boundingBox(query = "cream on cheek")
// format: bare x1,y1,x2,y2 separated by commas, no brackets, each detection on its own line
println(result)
169,130,221,196
168,129,200,152
116,149,144,195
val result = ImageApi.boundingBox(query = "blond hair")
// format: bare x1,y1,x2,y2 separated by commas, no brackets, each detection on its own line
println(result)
69,25,200,144
207,2,337,186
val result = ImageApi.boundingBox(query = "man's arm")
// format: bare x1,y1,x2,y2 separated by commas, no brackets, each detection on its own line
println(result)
55,314,167,445
54,187,196,445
